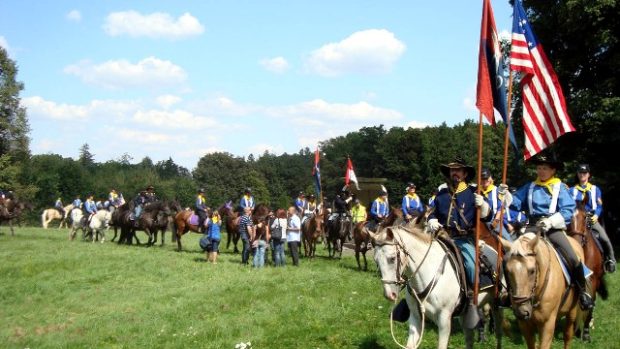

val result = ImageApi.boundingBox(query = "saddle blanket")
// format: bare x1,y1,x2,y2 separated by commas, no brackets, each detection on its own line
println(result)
188,214,207,226
551,247,593,284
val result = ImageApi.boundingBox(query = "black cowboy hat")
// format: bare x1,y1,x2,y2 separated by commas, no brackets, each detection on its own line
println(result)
576,163,590,173
440,156,475,180
480,168,492,180
406,182,416,189
198,188,205,193
298,191,305,196
146,185,155,191
244,187,252,193
378,189,388,196
529,153,564,171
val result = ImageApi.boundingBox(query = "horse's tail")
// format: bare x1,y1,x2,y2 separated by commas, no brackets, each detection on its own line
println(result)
597,276,609,300
41,210,47,229
171,217,178,242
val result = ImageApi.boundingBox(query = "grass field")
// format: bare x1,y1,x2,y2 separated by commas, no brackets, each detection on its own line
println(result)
1,227,619,349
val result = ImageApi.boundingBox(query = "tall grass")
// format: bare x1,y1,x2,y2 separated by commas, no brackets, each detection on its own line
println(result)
1,227,618,348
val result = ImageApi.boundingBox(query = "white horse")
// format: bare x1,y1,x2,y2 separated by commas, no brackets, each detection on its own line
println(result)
89,210,112,243
41,204,73,229
370,226,503,349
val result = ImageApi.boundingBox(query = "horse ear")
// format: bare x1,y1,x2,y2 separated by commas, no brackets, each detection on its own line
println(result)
528,234,539,250
500,237,513,251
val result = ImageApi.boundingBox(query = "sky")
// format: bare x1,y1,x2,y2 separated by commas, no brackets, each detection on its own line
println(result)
0,1,514,170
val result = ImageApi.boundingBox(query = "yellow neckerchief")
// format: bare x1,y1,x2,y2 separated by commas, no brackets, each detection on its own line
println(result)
451,181,468,194
575,182,592,194
534,176,561,194
110,192,118,199
244,195,251,201
211,215,220,224
406,193,418,200
376,197,385,203
482,184,496,197
197,194,205,203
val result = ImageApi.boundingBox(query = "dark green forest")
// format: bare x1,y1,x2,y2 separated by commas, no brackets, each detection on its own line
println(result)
1,1,619,243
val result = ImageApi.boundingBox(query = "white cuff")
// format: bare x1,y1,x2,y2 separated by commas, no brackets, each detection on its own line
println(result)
548,212,566,230
479,201,491,219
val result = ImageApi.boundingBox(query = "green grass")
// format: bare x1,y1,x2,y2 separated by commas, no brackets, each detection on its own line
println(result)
1,227,619,349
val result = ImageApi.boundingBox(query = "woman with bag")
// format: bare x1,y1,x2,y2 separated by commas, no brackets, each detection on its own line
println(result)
252,218,270,268
206,211,222,263
270,209,287,267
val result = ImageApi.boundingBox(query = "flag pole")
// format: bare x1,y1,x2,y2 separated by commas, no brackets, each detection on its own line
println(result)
474,111,484,305
495,70,514,297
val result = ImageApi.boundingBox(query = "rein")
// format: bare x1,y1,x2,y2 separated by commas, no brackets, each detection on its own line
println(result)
510,238,552,308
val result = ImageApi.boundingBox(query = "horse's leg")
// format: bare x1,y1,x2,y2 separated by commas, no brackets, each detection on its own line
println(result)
582,308,593,342
176,228,183,251
493,305,504,349
355,245,362,270
563,308,578,349
233,231,240,254
538,315,558,349
111,227,118,242
436,310,453,349
362,250,368,271
10,220,14,236
405,298,422,349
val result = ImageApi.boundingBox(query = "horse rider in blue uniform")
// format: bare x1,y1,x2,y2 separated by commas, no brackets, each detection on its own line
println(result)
55,197,65,218
83,194,98,225
426,156,492,321
401,182,423,222
370,189,390,231
195,188,208,233
570,164,616,273
132,190,147,224
507,154,594,310
145,185,157,203
295,191,306,216
72,195,82,210
480,168,513,242
239,188,255,213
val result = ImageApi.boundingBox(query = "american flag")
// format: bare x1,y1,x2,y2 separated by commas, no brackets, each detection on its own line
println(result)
510,0,575,160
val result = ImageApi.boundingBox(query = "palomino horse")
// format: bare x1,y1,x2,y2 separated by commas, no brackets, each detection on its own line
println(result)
370,225,503,349
302,213,324,258
568,192,608,341
218,201,241,253
173,206,212,251
41,204,74,229
504,232,584,349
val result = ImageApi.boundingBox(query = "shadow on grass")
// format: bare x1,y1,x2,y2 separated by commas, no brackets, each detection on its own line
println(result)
358,334,387,349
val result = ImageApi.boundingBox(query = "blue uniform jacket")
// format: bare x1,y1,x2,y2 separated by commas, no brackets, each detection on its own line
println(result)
428,185,490,233
401,194,423,216
240,196,255,210
84,200,97,214
570,184,603,217
370,199,389,219
510,180,575,225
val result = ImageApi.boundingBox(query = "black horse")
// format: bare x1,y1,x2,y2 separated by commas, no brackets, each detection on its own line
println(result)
112,201,173,246
0,197,30,236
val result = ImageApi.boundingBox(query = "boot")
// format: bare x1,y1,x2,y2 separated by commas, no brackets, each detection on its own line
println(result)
604,259,616,273
573,262,594,310
463,292,481,330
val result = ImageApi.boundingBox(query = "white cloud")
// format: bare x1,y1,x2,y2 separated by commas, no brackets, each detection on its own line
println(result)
66,10,82,22
23,96,140,121
270,99,403,122
133,109,217,129
156,95,182,109
405,120,429,129
103,11,204,39
116,128,173,144
64,57,187,89
306,29,406,77
260,56,290,74
248,143,284,156
0,36,11,55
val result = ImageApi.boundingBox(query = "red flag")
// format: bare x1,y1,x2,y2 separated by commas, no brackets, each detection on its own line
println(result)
510,1,575,159
345,157,360,190
312,147,321,197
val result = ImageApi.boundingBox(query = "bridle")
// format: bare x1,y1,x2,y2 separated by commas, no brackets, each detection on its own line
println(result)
509,239,552,308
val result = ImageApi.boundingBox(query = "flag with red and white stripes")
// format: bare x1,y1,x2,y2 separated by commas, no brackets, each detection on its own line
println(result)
510,0,575,160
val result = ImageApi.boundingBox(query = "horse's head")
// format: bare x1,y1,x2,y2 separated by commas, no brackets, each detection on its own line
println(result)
569,194,590,236
370,227,402,301
505,232,540,320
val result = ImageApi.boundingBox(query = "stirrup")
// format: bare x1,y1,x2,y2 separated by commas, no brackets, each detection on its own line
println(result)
604,259,616,273
579,292,594,311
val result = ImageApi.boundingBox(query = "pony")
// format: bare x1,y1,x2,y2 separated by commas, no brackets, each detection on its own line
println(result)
41,204,74,229
172,205,211,251
370,225,503,349
302,213,324,258
504,232,584,349
568,191,608,341
86,210,113,243
69,208,87,240
218,201,241,253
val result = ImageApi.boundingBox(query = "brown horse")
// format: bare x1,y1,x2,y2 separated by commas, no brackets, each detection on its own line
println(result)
302,213,324,258
505,232,584,349
0,197,29,236
218,201,241,253
568,192,607,341
173,206,212,251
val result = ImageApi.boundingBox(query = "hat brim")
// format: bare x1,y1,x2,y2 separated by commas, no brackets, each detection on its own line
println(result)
440,163,475,180
529,159,564,171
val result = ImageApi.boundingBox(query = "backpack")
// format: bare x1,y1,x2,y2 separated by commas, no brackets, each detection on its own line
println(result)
271,218,283,241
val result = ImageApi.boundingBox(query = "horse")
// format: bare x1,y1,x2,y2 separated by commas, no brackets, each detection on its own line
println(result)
151,200,181,246
302,213,324,258
326,211,352,258
69,208,87,240
172,205,212,251
0,197,29,236
133,201,174,247
568,192,608,341
41,204,74,229
369,225,503,349
218,201,241,253
504,232,584,349
86,210,113,243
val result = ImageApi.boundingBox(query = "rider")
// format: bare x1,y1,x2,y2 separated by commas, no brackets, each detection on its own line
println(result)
83,194,97,225
301,193,318,225
426,156,492,322
480,168,513,242
145,185,157,203
370,189,390,226
108,188,121,210
72,195,82,209
401,183,423,222
351,199,367,224
508,153,594,310
55,197,65,218
570,163,616,273
295,191,306,216
132,190,148,224
195,188,208,233
239,188,255,213
328,187,353,236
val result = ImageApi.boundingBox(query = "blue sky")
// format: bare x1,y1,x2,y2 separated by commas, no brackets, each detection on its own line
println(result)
0,1,514,170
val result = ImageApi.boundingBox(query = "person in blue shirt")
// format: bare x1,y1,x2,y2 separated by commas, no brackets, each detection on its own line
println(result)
508,153,593,310
83,194,97,225
295,191,306,215
132,190,147,224
570,164,615,273
503,205,528,239
199,211,222,263
401,183,423,222
55,197,65,218
195,188,208,233
239,188,255,213
370,190,390,225
480,168,513,242
72,195,82,209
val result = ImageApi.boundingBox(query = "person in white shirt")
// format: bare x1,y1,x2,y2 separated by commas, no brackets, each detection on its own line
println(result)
286,206,301,266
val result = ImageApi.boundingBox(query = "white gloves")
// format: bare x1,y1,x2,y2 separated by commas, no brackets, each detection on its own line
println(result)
497,184,509,195
498,184,512,208
428,218,442,232
474,193,491,218
537,212,566,233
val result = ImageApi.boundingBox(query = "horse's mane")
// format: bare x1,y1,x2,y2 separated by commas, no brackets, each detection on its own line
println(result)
398,225,432,244
143,201,167,212
510,232,537,257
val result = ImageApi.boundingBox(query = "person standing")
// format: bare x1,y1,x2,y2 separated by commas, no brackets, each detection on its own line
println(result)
206,211,222,263
270,210,287,267
253,218,269,268
401,183,423,222
239,207,254,265
570,163,616,273
287,206,301,266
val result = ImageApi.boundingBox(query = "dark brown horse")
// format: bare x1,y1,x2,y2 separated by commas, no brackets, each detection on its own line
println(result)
173,206,212,251
302,213,324,258
568,192,608,341
0,197,29,236
112,201,173,247
218,201,241,253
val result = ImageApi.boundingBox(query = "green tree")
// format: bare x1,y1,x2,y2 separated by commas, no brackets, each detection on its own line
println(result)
78,143,95,169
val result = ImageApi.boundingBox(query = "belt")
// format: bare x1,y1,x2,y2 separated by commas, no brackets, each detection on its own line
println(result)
528,215,549,225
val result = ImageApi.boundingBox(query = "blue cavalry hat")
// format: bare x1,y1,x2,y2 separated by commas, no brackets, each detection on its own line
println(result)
577,164,590,173
529,152,564,171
